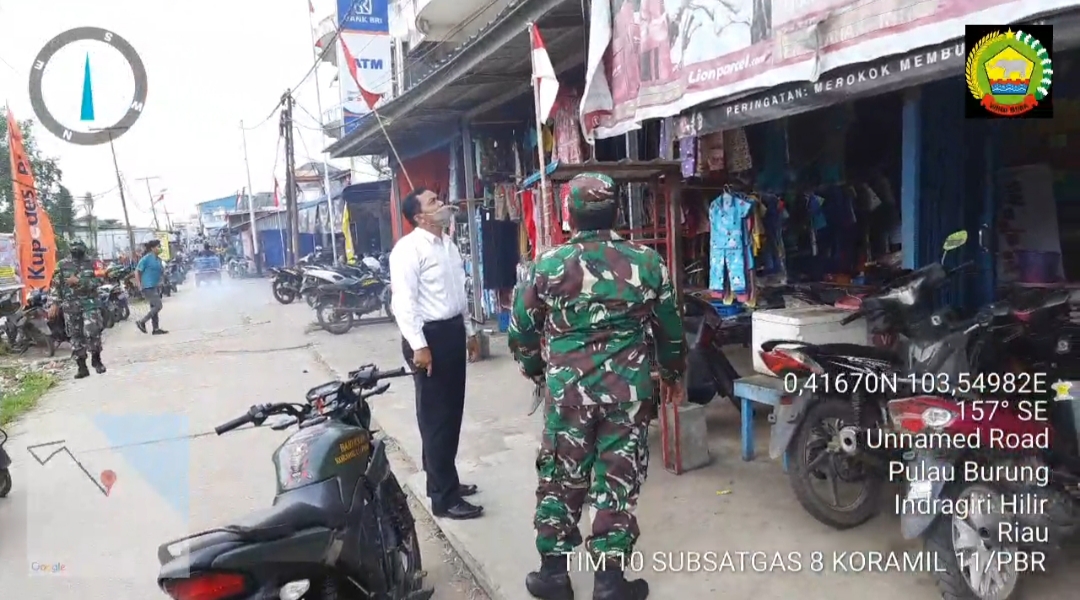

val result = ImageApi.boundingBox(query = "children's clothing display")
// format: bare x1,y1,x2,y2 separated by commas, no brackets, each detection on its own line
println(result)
709,193,755,300
723,128,753,173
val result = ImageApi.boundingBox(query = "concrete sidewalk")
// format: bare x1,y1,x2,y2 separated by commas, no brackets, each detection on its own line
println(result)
301,315,1080,600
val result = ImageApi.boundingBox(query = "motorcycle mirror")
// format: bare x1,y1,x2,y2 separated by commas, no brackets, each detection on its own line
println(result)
372,381,391,395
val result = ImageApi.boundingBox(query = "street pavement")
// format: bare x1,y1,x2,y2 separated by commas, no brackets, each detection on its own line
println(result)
0,279,486,600
3,276,1080,600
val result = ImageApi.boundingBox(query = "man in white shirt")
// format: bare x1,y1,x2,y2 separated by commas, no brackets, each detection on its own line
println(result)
390,187,483,520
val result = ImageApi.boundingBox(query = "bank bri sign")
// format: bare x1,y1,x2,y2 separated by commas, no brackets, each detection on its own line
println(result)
338,0,392,136
337,0,389,33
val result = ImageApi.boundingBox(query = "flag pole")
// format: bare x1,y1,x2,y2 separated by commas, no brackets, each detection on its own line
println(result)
528,23,550,250
241,120,261,274
308,4,338,264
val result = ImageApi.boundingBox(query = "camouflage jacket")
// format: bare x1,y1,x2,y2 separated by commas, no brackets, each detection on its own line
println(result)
50,257,101,310
508,230,686,405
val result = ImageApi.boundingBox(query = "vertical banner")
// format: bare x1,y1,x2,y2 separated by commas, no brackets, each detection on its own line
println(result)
338,0,392,135
6,110,57,300
342,205,355,262
155,232,172,261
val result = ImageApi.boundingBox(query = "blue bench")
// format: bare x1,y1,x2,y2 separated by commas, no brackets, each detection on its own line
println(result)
732,374,789,469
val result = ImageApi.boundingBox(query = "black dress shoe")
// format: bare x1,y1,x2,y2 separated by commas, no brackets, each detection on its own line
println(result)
434,499,483,520
458,483,478,497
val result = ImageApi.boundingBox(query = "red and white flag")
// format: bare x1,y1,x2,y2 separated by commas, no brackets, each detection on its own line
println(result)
273,178,281,208
308,0,315,13
530,25,560,123
340,38,383,111
155,193,165,206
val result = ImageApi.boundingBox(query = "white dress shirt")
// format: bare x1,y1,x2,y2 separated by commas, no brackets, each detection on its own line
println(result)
389,227,474,350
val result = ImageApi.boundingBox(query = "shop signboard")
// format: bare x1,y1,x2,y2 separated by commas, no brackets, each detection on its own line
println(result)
337,0,389,33
677,8,1080,135
581,0,1080,140
340,30,393,136
0,234,22,291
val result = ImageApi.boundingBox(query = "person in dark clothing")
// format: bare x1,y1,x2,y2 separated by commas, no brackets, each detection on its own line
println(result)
389,187,483,520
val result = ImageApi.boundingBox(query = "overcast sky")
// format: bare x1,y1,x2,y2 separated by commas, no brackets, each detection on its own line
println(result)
0,0,345,227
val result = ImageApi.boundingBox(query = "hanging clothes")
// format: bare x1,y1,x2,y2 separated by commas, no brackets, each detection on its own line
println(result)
723,128,753,173
554,91,585,164
680,136,697,179
708,193,754,297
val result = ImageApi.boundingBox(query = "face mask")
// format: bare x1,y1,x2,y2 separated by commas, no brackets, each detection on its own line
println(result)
424,205,454,229
71,249,85,259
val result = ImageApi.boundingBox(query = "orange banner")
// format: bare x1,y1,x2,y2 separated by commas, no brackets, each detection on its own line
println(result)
6,109,57,300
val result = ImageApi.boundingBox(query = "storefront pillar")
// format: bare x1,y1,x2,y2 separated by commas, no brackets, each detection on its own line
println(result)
459,122,485,324
900,88,922,269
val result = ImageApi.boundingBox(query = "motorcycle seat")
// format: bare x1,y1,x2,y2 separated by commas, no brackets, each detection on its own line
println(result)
223,498,341,542
781,341,898,363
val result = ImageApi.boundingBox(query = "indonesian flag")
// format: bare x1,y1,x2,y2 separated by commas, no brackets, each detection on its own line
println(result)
273,178,281,208
530,25,560,123
155,193,165,206
309,0,315,12
340,37,383,110
236,187,245,210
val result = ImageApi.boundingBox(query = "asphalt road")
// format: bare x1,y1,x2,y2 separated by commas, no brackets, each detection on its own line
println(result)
0,278,487,600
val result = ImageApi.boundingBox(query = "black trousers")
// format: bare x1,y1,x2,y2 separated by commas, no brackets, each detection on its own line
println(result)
401,315,467,511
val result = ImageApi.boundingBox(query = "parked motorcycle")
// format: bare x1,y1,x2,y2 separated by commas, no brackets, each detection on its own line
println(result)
270,267,304,305
100,283,131,323
6,289,56,356
314,273,392,335
300,265,350,308
0,426,11,497
761,230,971,529
155,364,430,600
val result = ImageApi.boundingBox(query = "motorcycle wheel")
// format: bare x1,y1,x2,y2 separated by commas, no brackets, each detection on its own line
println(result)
103,310,115,329
305,292,318,308
386,473,425,596
924,484,1022,600
272,282,297,305
787,398,881,529
119,305,130,320
315,299,353,335
0,468,10,498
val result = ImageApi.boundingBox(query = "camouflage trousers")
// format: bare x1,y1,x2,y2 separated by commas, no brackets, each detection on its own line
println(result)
63,307,103,359
534,400,654,565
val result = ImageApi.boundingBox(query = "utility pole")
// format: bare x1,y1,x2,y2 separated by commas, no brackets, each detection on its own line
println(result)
135,176,162,230
282,91,301,266
240,120,262,275
92,127,138,262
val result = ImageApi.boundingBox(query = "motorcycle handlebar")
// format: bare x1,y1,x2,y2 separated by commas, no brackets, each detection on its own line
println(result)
214,413,252,435
840,310,863,325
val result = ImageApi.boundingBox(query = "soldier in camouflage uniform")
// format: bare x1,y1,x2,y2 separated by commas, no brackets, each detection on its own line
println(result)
50,240,106,379
508,173,686,600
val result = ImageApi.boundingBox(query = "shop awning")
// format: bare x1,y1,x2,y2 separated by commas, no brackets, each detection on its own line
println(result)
325,0,585,159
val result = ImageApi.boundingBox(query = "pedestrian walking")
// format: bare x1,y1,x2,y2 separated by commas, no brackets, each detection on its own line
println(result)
50,240,107,379
134,239,168,335
389,187,483,520
508,173,686,600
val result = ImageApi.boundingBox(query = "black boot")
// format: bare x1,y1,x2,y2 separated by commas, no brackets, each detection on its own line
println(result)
525,555,574,600
593,569,648,600
91,353,106,374
74,358,90,379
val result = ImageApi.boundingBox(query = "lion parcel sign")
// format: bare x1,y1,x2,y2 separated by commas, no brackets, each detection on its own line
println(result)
965,24,1054,118
681,40,967,136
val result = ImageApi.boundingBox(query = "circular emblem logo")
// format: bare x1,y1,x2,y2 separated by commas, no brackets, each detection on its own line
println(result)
966,29,1052,117
28,27,148,146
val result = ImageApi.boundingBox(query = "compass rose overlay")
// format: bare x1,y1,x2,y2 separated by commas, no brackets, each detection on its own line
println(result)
28,27,148,146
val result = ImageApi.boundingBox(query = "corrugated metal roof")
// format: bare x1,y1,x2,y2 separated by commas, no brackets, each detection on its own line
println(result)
327,0,584,159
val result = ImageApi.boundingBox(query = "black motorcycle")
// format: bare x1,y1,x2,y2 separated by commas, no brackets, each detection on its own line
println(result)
762,230,972,529
270,267,304,305
314,273,392,335
6,289,56,356
100,283,130,323
0,426,11,497
156,365,431,600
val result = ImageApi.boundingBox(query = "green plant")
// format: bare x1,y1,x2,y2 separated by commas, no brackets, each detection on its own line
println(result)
0,369,56,425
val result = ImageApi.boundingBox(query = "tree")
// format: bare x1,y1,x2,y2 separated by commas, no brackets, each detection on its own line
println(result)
0,117,65,233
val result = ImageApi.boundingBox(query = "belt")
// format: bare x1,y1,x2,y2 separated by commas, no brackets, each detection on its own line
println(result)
423,315,463,327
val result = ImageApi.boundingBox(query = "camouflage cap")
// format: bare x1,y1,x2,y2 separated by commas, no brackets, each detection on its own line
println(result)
567,172,617,212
